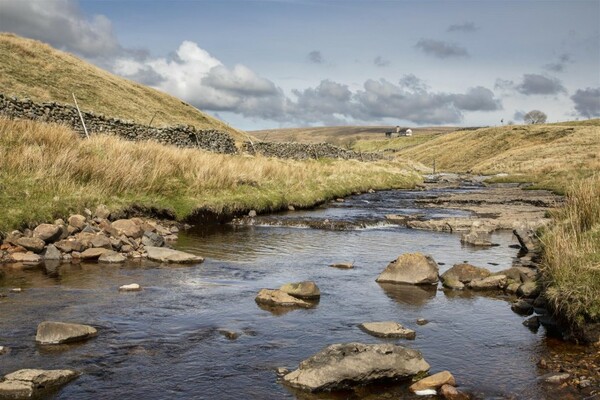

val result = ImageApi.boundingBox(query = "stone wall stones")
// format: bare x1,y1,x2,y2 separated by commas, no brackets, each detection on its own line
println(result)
0,94,237,154
242,141,384,161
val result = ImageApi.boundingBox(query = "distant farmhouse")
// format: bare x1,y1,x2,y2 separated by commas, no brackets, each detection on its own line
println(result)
385,126,413,138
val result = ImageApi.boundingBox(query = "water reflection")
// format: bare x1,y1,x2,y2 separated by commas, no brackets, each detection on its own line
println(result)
377,282,437,307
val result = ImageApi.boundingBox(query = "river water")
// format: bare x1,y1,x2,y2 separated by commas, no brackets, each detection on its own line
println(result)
0,186,586,399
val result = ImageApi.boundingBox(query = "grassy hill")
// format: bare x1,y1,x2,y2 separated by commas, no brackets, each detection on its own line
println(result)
250,126,456,146
361,122,600,193
0,33,247,141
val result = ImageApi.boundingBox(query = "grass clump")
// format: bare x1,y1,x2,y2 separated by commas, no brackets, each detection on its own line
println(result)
541,175,600,326
0,117,420,235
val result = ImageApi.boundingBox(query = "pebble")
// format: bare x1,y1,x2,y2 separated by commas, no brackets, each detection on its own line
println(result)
119,283,142,292
9,288,22,293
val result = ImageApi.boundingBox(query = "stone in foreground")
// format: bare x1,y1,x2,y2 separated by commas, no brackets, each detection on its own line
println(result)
409,370,456,392
255,289,312,308
119,283,141,292
376,253,439,285
359,321,416,339
145,246,204,264
36,321,97,345
283,343,429,392
279,281,320,299
0,369,78,399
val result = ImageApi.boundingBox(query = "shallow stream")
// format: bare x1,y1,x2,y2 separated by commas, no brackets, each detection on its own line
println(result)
0,185,588,399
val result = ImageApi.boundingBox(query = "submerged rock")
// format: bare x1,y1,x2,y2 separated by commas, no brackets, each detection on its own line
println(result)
376,253,439,285
255,289,312,308
282,343,430,392
145,246,204,264
36,321,97,345
329,262,353,269
279,281,320,299
0,369,79,399
359,321,416,339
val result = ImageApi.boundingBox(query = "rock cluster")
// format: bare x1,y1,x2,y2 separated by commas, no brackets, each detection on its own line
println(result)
0,93,237,154
0,207,202,266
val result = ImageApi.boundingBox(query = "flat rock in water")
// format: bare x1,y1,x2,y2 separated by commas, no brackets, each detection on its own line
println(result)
255,289,312,308
409,370,456,392
467,274,507,290
36,321,97,345
283,343,430,392
376,253,439,285
279,281,320,299
80,247,110,260
98,251,126,263
329,262,353,269
359,321,416,339
441,263,490,284
119,283,141,291
145,246,204,264
0,369,78,399
9,252,41,265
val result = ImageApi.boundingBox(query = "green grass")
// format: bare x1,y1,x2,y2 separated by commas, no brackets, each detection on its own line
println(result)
0,117,421,235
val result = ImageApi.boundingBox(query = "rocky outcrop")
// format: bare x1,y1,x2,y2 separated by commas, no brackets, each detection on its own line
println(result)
35,321,97,345
376,253,439,285
282,343,430,391
359,321,416,339
0,369,79,399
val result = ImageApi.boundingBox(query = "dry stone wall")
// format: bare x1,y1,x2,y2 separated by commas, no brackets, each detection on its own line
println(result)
242,141,384,161
0,94,237,154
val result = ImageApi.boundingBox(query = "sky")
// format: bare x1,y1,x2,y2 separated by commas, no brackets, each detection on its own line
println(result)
1,0,599,130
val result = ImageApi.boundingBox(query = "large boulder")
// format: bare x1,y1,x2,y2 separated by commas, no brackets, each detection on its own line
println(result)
111,219,144,239
255,289,312,308
32,224,61,243
145,246,204,264
279,281,320,299
0,369,79,399
376,253,439,285
283,343,430,391
15,237,46,253
359,321,416,339
441,263,490,289
36,321,97,345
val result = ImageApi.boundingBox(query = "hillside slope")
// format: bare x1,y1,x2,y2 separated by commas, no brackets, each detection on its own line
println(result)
393,122,600,192
0,33,247,141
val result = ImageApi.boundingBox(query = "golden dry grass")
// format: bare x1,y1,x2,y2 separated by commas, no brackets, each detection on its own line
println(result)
0,33,247,141
542,175,600,326
0,117,421,234
391,123,600,193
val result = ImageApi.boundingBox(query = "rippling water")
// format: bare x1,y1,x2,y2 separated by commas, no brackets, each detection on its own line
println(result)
0,188,586,399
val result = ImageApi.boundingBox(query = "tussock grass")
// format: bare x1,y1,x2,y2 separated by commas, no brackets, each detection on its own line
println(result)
542,175,600,326
0,117,420,234
0,33,247,141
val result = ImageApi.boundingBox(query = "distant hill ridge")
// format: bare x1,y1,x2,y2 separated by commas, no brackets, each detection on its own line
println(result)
0,33,247,141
